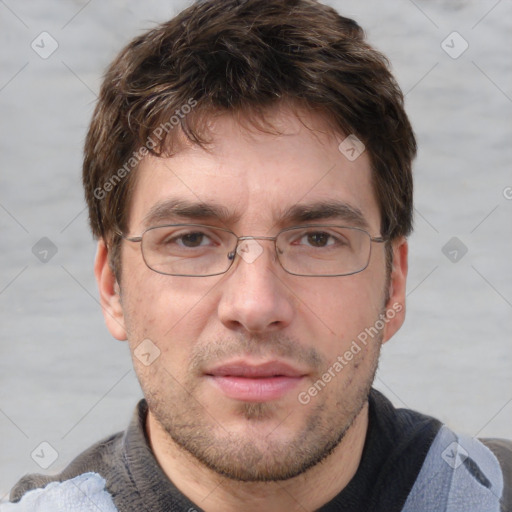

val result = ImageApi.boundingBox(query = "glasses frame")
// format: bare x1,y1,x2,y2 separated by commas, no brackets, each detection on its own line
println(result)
119,223,388,277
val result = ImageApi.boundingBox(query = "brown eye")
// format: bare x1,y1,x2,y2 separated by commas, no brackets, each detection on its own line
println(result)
179,232,206,247
306,232,331,247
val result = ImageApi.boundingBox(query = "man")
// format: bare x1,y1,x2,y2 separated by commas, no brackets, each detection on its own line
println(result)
6,0,511,510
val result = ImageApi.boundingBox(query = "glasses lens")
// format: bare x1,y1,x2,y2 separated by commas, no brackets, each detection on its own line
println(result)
141,225,236,276
276,226,371,276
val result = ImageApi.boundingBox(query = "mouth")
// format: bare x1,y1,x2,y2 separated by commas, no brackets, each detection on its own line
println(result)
204,361,308,402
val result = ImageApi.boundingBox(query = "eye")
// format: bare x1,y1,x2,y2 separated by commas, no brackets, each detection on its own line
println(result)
284,227,355,251
293,230,345,248
302,232,335,248
154,228,218,251
175,232,210,248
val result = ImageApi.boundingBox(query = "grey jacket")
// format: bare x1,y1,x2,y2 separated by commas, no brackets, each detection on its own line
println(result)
5,395,512,511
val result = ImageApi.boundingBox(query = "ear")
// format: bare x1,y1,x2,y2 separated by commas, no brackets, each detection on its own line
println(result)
94,239,127,341
381,237,408,344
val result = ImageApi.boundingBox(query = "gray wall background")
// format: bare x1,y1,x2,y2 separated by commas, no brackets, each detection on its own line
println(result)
1,0,511,498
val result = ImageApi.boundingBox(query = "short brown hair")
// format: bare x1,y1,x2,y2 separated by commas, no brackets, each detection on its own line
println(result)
83,0,416,276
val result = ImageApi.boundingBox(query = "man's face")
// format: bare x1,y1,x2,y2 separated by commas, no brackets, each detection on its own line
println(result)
98,105,407,482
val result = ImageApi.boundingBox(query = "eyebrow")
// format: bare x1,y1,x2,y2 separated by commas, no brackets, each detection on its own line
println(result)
277,200,370,230
142,198,370,231
142,199,241,228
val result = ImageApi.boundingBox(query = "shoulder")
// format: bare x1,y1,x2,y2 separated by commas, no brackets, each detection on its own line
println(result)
2,472,118,511
480,437,512,465
480,438,512,510
9,431,124,505
403,426,511,512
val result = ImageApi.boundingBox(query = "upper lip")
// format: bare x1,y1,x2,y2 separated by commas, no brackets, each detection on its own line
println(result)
205,360,307,378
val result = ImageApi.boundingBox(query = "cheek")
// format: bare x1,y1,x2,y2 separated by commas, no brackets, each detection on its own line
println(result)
120,270,217,367
294,273,385,340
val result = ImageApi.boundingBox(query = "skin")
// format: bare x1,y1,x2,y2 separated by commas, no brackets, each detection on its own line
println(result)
95,104,408,512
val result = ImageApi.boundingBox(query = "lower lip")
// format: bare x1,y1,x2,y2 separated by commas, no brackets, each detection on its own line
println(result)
207,375,304,402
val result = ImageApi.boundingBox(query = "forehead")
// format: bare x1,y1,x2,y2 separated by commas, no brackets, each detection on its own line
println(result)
128,106,380,234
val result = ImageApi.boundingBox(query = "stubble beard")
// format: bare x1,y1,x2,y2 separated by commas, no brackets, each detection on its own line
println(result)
141,332,381,483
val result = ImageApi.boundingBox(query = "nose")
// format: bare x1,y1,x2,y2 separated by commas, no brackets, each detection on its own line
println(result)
217,238,295,334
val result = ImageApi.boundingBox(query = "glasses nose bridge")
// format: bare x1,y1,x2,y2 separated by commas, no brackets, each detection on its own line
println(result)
237,235,277,243
234,235,279,256
229,234,282,269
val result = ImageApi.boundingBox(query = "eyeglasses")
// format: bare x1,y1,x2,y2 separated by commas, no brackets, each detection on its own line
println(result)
120,224,387,277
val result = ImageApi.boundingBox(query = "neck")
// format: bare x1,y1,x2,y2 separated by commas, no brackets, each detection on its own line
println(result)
146,402,369,512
